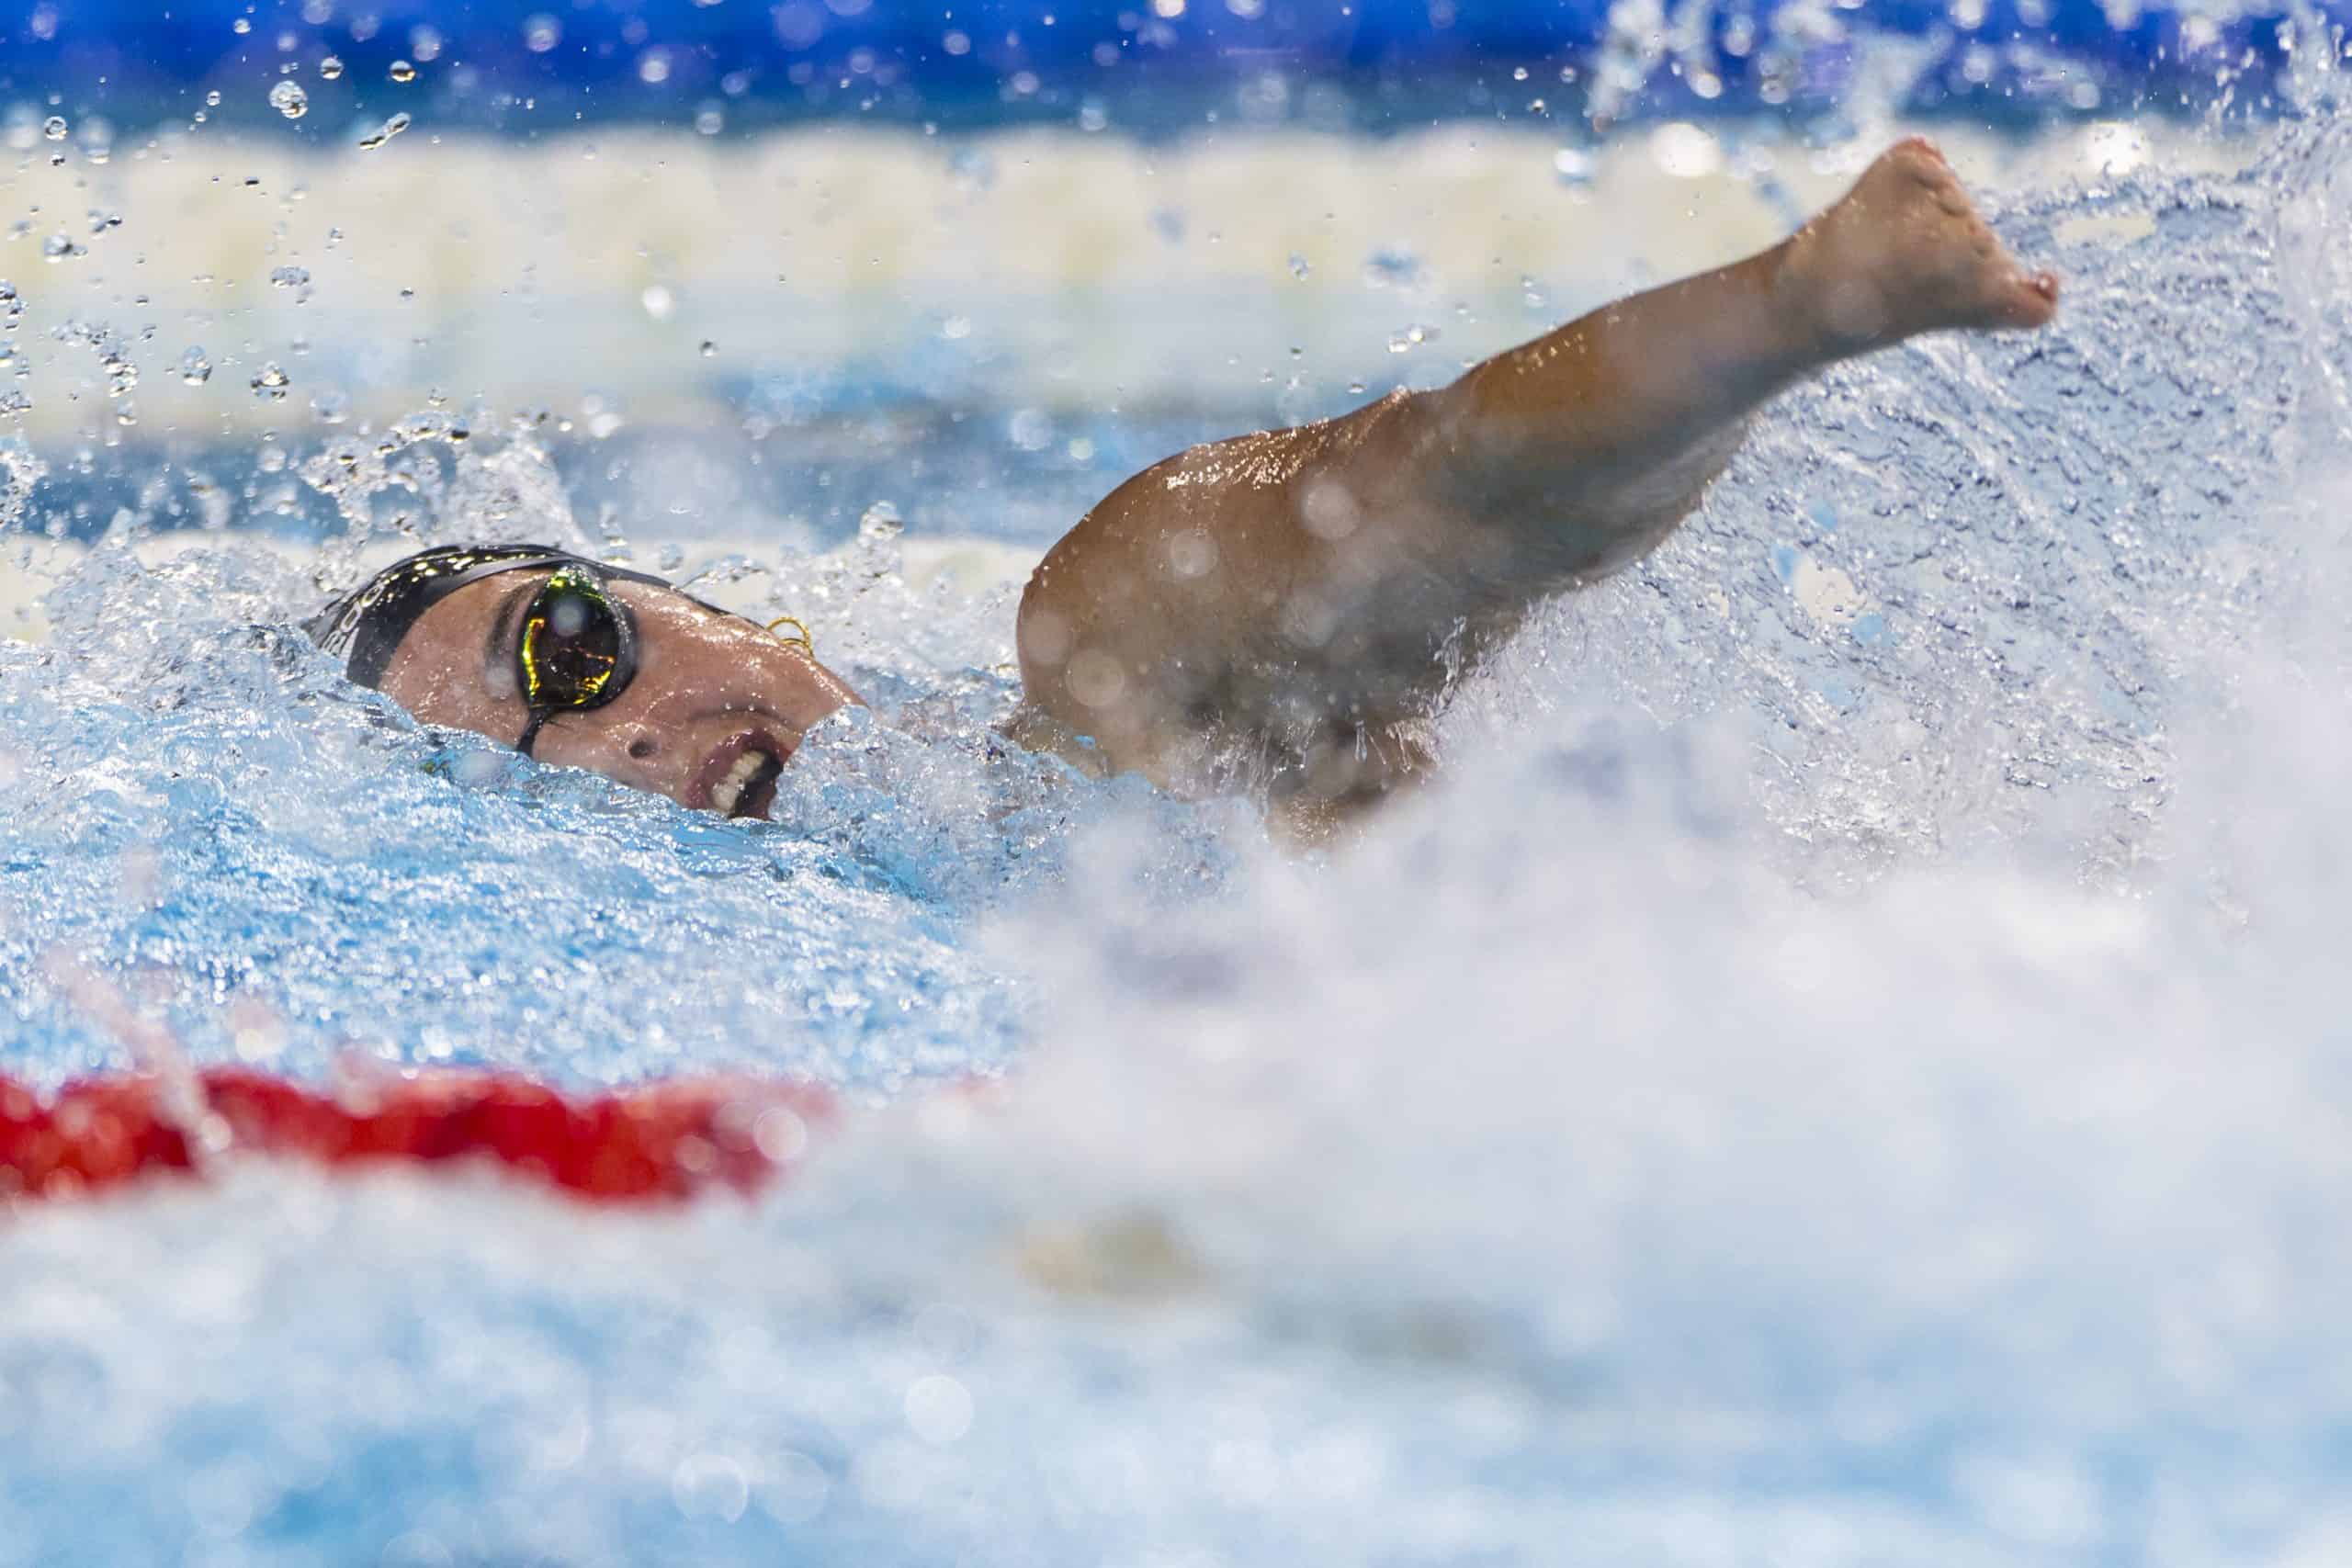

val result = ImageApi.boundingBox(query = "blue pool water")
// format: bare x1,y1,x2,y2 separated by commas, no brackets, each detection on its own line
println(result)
8,9,2352,1563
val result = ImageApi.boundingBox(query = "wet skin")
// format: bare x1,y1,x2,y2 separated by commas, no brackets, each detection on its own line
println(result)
376,140,2056,832
375,571,861,818
1016,138,2059,836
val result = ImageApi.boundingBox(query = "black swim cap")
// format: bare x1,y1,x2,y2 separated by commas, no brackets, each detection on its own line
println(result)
304,543,676,690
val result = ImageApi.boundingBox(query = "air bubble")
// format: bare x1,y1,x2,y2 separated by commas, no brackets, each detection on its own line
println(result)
267,81,309,119
389,60,417,84
318,55,345,81
524,15,561,52
40,117,65,141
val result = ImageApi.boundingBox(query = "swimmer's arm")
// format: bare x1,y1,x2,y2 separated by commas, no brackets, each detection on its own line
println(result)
1409,244,1821,581
1017,140,2057,806
1014,242,1833,784
1414,140,2059,581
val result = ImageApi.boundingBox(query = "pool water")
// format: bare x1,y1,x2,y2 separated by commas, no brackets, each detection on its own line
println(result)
6,32,2352,1567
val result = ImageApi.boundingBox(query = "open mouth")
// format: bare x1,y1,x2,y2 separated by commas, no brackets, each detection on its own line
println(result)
690,730,791,820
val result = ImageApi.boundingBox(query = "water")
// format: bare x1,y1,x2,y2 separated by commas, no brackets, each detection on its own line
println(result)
6,22,2352,1565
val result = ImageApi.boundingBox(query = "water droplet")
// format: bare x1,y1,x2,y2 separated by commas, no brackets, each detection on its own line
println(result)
356,111,411,151
0,390,31,416
389,59,417,83
114,400,137,426
267,80,309,119
524,14,561,52
250,362,290,400
1288,253,1310,279
858,500,904,540
1008,409,1053,451
40,117,65,141
694,105,724,135
1551,147,1594,188
903,1374,973,1445
180,346,212,385
40,233,83,264
232,15,250,33
637,49,673,85
269,265,311,289
698,339,717,357
318,54,345,80
640,284,674,321
1648,121,1723,179
948,146,995,191
1361,246,1425,291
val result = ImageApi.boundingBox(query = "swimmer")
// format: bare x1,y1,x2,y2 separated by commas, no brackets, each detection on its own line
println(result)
309,139,2056,834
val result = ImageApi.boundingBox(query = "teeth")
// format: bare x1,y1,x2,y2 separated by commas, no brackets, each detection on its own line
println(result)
709,748,771,815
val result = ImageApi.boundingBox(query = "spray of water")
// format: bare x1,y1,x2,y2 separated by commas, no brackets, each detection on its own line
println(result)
2,61,2351,1564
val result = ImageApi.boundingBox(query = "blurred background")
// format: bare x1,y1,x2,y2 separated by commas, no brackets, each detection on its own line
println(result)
0,0,2291,559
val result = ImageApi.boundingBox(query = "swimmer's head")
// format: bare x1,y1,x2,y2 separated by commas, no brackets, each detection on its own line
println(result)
307,544,860,819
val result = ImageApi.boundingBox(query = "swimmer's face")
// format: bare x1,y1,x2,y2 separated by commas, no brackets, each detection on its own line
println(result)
376,570,861,819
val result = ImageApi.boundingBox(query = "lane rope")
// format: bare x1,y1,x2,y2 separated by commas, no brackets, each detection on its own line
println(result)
0,1066,834,1205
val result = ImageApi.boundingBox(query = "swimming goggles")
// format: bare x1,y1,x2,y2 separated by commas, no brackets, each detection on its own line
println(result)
512,562,639,756
306,542,817,757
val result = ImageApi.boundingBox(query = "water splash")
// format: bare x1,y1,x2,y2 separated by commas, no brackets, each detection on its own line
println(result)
1,64,2351,1568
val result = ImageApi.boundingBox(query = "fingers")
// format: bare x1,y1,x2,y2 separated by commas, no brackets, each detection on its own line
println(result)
1994,267,2061,330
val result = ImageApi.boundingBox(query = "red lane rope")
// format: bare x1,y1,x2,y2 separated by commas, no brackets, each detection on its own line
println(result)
0,1067,835,1205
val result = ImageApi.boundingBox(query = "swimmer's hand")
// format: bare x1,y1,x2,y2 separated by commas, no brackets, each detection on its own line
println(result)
1781,136,2060,349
